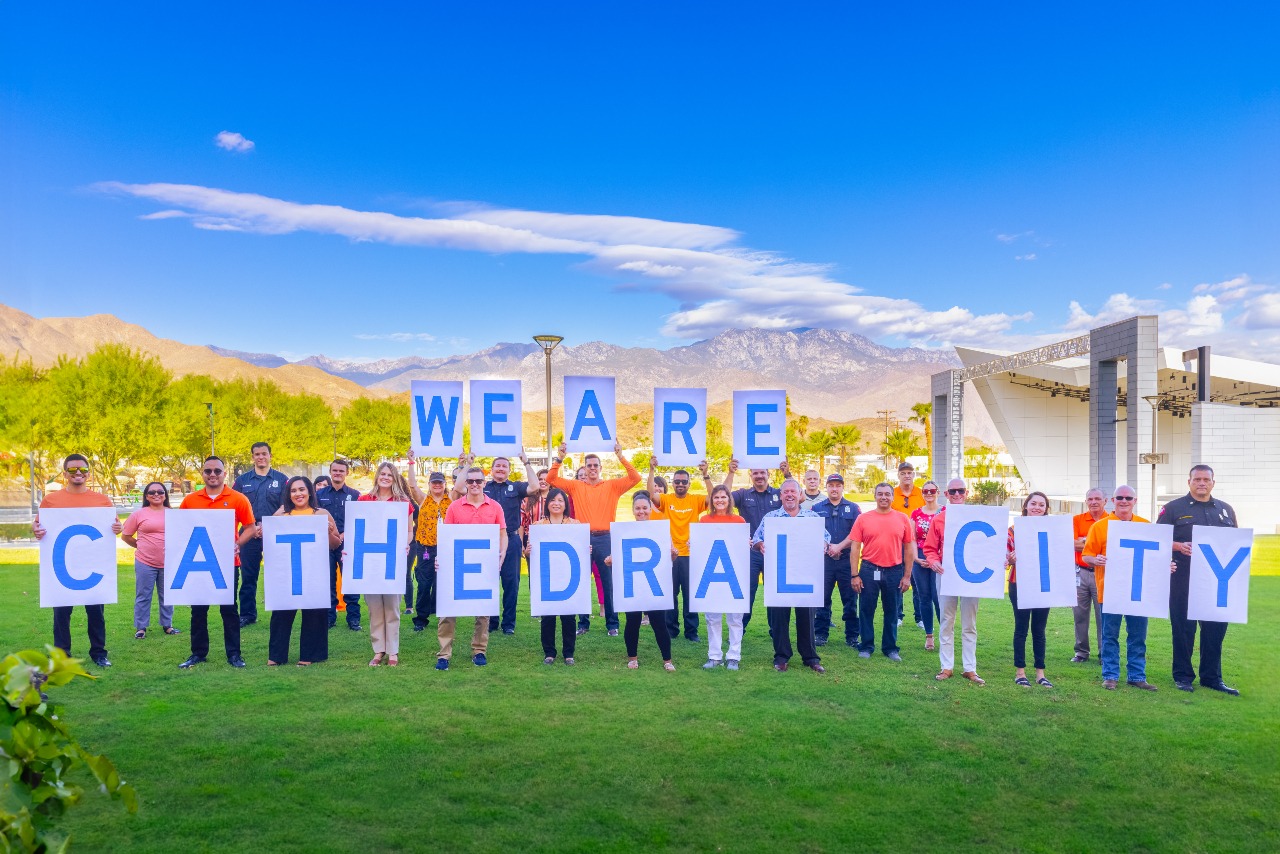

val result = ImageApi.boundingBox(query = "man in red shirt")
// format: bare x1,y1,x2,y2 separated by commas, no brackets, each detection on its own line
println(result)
920,479,984,684
436,466,508,670
177,456,256,669
849,483,916,661
32,453,123,667
1070,488,1107,663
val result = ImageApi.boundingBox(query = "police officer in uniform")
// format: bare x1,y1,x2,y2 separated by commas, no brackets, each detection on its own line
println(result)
233,441,287,627
726,457,791,630
1158,464,1240,695
811,473,861,647
317,458,361,630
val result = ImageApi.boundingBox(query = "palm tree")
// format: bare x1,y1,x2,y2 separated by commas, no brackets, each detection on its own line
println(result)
807,429,836,478
830,424,861,480
909,402,932,474
881,428,923,471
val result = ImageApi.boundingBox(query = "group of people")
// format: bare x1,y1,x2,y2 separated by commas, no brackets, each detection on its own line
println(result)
33,445,1243,695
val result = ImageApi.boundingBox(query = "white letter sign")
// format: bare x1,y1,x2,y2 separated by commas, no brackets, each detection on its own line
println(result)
342,501,409,595
1101,520,1172,619
528,523,592,617
469,379,522,457
165,509,236,606
1011,515,1077,608
610,520,673,613
653,387,707,467
411,380,464,458
38,508,118,608
262,514,330,611
733,390,787,471
763,516,824,608
689,523,751,613
1188,525,1252,624
939,505,1010,599
564,376,616,453
436,523,500,617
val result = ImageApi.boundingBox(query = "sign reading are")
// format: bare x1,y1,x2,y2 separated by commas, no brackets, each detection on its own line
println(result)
564,376,616,453
652,388,707,467
38,508,119,608
732,390,787,470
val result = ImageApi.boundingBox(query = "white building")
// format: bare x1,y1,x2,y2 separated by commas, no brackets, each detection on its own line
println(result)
931,315,1280,531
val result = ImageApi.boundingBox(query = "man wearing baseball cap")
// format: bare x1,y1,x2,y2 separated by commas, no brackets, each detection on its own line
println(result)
405,459,451,632
810,473,861,648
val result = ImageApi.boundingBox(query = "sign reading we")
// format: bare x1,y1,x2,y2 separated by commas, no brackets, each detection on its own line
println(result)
410,380,464,458
469,379,522,457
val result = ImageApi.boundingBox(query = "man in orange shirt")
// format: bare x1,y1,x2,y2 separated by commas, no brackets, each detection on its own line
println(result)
548,440,641,636
177,456,257,669
648,457,714,642
1070,488,1108,663
1081,485,1158,692
32,453,123,668
892,461,925,629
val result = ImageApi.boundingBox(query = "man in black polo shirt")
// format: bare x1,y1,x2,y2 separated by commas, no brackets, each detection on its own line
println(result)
317,458,361,630
452,450,538,635
1158,464,1240,695
811,473,861,647
726,457,791,630
232,441,288,627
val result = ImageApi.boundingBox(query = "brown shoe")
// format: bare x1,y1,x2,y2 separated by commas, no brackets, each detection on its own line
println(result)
774,662,789,672
935,669,954,680
961,671,986,685
1103,679,1118,690
1128,680,1158,691
808,663,826,674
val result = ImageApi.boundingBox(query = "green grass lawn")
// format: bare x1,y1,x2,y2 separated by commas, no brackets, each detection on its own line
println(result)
1,562,1277,853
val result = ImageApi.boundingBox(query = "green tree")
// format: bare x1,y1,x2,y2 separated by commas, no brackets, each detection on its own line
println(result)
856,464,887,494
705,416,732,471
338,398,411,470
909,402,932,474
0,357,57,491
152,374,220,485
830,425,862,479
880,428,923,471
806,429,836,478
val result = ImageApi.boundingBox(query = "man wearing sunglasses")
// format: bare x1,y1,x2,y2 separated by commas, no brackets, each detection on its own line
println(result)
436,466,508,669
232,441,288,629
177,456,256,669
32,454,123,668
1081,486,1159,691
648,458,714,642
920,479,985,684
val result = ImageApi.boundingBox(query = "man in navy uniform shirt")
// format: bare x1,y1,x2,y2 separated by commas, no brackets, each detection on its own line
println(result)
726,457,791,630
317,458,361,630
233,441,288,627
1158,464,1240,695
810,473,861,648
452,450,538,635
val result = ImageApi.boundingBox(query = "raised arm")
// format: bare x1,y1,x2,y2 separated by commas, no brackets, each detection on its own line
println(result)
723,458,738,489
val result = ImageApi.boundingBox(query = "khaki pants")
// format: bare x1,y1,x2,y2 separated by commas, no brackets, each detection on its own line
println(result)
939,595,979,674
368,594,401,655
1073,568,1102,658
437,616,489,660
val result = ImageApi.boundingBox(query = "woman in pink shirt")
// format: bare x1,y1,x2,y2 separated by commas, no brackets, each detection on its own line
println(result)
909,481,943,651
121,482,180,639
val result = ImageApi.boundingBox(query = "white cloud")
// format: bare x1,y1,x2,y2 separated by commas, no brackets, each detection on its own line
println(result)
354,332,436,342
1155,282,1172,290
1015,253,1037,261
214,131,255,153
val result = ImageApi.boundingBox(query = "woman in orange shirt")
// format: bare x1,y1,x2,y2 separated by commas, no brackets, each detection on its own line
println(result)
1006,491,1053,688
269,476,341,666
699,485,748,671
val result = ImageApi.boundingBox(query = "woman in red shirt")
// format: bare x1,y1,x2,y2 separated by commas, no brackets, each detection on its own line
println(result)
699,485,748,670
909,481,943,651
1006,491,1053,688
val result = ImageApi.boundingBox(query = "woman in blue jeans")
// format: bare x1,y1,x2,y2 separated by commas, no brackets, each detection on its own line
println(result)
909,482,942,652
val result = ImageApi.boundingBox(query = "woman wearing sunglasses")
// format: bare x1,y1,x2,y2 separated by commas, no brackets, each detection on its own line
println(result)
909,481,943,652
269,476,342,666
121,482,181,639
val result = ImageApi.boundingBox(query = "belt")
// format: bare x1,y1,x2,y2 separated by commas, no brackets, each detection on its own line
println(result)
1077,565,1094,571
590,530,610,536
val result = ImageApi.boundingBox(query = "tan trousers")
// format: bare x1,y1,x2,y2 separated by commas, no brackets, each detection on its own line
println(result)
437,616,490,660
368,594,401,655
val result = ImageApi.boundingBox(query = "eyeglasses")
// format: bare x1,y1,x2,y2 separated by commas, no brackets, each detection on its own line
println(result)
64,467,89,475
203,468,224,475
921,489,938,495
947,488,967,495
673,479,689,486
466,478,485,484
1113,496,1136,502
145,490,166,497
585,462,601,468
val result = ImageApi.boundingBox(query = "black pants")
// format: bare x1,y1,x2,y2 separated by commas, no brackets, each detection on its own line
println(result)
328,548,361,627
1170,557,1228,685
768,606,819,666
857,561,903,655
1009,581,1049,670
541,615,576,659
52,604,107,659
815,560,858,643
404,544,417,610
666,555,699,640
579,532,619,632
624,611,672,659
268,608,329,664
412,545,437,628
490,529,522,633
742,550,765,630
238,538,263,622
191,599,241,660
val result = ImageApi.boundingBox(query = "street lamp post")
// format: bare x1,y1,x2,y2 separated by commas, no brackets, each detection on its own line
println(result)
330,420,338,461
205,402,216,456
1142,394,1162,521
533,335,564,468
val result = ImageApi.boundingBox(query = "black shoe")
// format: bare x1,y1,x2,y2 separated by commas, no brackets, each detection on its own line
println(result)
178,655,206,669
1201,680,1240,696
90,654,112,668
328,619,337,629
413,624,425,633
502,629,515,636
686,635,700,643
846,638,859,648
239,616,256,628
1175,680,1195,692
815,636,828,647
348,622,361,632
228,654,246,668
607,629,619,637
1070,654,1089,663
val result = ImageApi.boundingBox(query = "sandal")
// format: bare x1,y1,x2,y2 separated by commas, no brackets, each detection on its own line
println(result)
267,660,280,666
544,656,556,665
369,653,385,667
388,655,398,667
1037,676,1054,688
627,659,639,669
663,661,676,672
962,671,986,686
297,661,311,667
1015,676,1032,687
564,658,575,666
134,629,146,639
935,669,953,680
164,626,182,635
924,635,934,652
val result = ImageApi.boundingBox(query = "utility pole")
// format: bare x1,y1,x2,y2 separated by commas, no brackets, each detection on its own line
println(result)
205,402,216,455
330,420,338,460
876,409,895,469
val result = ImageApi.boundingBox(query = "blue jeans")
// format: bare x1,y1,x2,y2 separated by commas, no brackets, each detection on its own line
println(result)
1101,612,1148,683
857,561,904,655
911,562,941,635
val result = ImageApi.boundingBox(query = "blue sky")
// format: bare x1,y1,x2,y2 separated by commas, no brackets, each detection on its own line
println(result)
3,3,1279,361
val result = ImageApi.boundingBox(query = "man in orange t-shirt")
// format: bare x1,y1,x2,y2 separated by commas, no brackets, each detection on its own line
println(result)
32,453,123,667
177,456,256,669
649,457,713,642
548,441,641,636
1070,488,1108,662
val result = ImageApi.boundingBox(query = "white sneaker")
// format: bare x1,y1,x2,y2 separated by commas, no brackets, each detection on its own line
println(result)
703,659,721,669
916,621,925,630
726,660,740,671
897,619,903,627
